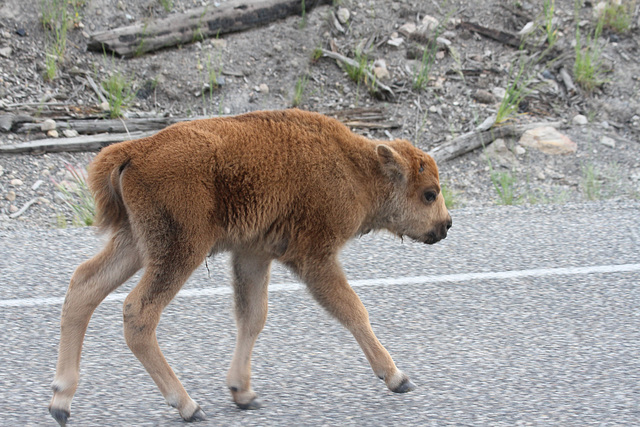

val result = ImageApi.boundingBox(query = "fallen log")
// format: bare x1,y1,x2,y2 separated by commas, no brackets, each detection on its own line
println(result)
428,121,563,162
88,0,332,57
14,116,209,134
0,132,156,154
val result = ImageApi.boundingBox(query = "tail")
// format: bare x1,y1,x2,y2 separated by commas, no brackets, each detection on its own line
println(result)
88,143,132,234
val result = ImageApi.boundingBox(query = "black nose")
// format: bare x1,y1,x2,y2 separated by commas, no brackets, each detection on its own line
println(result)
446,218,452,230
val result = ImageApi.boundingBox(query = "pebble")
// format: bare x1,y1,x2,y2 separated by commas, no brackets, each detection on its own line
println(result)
47,130,59,138
100,101,110,112
10,179,23,186
9,205,18,214
62,129,79,138
31,180,44,191
492,87,506,100
6,191,16,202
336,8,350,25
472,89,497,104
40,119,56,131
572,114,588,125
258,83,269,94
0,47,12,58
600,136,616,148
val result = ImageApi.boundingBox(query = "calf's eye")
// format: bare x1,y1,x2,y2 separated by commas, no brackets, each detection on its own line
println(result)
424,191,437,203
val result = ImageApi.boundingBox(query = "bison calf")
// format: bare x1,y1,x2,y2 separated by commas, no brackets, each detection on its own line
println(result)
49,109,451,424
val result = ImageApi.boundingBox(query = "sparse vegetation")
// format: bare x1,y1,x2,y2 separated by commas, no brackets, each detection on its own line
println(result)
574,8,607,92
440,181,458,209
543,0,558,45
489,165,519,205
601,0,634,33
292,74,309,107
344,47,369,84
102,70,136,118
580,162,602,200
412,40,438,91
495,55,535,124
159,0,173,12
53,165,95,227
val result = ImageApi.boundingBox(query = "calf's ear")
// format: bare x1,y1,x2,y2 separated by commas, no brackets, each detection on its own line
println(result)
376,144,406,183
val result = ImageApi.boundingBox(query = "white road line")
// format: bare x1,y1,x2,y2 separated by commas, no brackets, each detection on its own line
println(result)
1,263,639,308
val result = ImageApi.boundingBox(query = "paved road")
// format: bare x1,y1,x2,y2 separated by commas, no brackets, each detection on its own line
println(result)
1,201,639,426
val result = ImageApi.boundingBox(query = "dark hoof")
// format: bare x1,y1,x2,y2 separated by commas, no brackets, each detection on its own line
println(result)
185,407,207,422
236,397,262,410
49,407,69,427
392,378,416,393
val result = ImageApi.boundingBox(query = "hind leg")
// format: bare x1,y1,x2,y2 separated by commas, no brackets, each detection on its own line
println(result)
49,229,142,426
226,250,272,409
122,243,210,421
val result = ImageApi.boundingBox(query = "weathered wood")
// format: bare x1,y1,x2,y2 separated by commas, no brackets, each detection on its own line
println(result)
559,67,577,95
320,49,395,100
14,117,207,134
458,21,523,48
88,0,332,57
428,121,563,162
0,132,156,154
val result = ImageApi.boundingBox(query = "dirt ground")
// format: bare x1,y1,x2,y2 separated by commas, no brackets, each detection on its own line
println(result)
0,0,639,230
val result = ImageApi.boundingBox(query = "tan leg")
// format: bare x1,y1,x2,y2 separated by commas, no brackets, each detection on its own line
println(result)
292,255,415,393
49,229,142,426
227,250,272,409
122,246,208,422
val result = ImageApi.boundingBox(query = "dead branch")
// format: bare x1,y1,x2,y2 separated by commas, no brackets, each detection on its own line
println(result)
88,0,332,57
0,132,155,154
428,121,563,162
319,49,395,100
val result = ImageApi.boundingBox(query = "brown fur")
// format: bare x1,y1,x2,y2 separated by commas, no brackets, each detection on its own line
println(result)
49,109,451,424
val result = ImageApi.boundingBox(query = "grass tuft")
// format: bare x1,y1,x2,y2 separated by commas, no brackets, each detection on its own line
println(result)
53,165,95,227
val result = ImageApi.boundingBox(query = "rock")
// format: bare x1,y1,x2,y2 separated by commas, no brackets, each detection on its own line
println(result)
47,129,59,138
484,138,518,167
100,101,110,112
600,136,616,148
62,129,79,138
10,178,23,186
421,15,439,32
373,66,389,80
513,145,526,156
0,113,15,131
519,127,577,155
398,22,416,37
492,87,507,100
572,114,588,125
472,89,497,104
211,39,227,49
6,191,16,202
336,7,350,24
387,37,403,47
15,28,26,37
9,205,18,214
31,180,44,191
258,83,269,94
0,47,12,58
517,21,535,36
40,119,56,131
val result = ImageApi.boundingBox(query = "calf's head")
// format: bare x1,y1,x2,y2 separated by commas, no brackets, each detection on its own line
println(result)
377,141,452,244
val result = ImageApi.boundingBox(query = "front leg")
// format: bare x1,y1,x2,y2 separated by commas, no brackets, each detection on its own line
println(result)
289,255,415,393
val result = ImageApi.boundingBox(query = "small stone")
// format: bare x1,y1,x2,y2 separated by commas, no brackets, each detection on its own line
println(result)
600,121,609,129
100,101,110,112
387,37,404,47
600,136,616,148
258,83,269,94
15,28,27,37
514,145,526,155
62,129,79,138
373,66,389,80
0,47,12,58
117,0,125,10
9,205,18,214
47,129,59,138
492,87,506,100
398,23,416,37
10,179,23,186
223,107,231,115
6,191,16,202
336,7,350,24
472,89,497,104
572,114,588,125
421,15,439,32
40,119,56,131
210,39,227,49
31,180,44,191
429,105,438,113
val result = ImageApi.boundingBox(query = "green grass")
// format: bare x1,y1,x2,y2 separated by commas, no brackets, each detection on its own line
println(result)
158,0,173,12
44,51,57,81
601,0,634,33
344,47,369,84
102,71,136,118
543,0,557,45
412,40,438,91
488,162,518,205
495,57,534,124
440,181,458,209
574,8,606,92
53,165,95,227
580,162,602,200
40,0,69,60
292,75,309,107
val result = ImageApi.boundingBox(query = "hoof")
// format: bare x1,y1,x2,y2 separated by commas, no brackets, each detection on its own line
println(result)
236,397,262,410
184,407,207,422
49,407,69,427
392,378,416,393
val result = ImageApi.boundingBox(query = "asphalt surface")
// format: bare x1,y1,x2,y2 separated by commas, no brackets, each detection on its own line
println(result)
1,201,639,426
